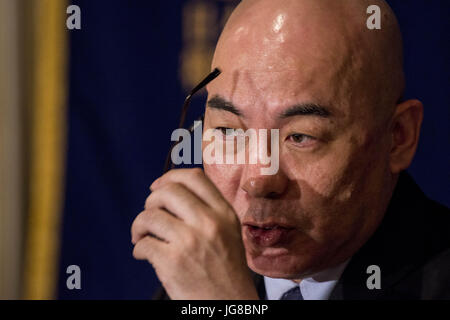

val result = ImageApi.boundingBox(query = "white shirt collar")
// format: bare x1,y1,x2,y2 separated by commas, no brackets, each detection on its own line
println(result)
264,259,350,300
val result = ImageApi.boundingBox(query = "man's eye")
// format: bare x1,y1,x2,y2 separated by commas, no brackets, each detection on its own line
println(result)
288,133,316,146
214,127,235,136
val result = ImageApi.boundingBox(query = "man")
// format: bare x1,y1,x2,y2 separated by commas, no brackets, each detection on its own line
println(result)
131,0,450,299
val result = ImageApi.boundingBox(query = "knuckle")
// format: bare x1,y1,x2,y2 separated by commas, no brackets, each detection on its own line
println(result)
131,210,157,241
183,231,198,251
202,216,221,238
163,168,181,181
131,211,145,234
132,247,139,259
140,238,155,261
146,183,180,208
144,192,155,209
163,182,180,193
190,167,204,179
157,181,181,196
191,201,207,216
132,240,144,260
160,170,172,182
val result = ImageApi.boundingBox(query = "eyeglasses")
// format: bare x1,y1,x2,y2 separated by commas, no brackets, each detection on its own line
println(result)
163,68,222,173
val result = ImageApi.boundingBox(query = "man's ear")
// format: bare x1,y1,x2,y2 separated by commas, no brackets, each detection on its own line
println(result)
389,99,423,174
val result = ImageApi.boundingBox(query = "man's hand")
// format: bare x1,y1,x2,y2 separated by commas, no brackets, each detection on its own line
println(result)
131,168,259,300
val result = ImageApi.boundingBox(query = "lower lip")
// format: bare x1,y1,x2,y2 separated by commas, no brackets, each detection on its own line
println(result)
244,225,294,247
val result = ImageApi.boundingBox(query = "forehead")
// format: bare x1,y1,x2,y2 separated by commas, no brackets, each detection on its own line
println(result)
207,53,357,121
207,4,371,120
207,69,320,113
208,27,366,115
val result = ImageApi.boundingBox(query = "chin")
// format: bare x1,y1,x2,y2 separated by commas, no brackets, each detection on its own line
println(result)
246,251,318,279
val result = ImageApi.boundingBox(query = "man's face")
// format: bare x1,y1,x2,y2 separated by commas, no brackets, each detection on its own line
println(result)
202,12,393,279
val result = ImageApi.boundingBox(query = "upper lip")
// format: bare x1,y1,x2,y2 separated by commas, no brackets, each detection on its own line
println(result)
243,221,295,229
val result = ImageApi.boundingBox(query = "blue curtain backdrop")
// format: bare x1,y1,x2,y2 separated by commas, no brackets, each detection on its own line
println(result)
57,0,450,299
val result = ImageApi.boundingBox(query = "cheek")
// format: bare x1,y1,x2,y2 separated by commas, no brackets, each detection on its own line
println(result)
285,126,383,202
281,141,363,235
287,132,388,239
283,146,353,202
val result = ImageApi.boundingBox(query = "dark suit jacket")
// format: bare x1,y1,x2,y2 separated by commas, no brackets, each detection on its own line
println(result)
154,171,450,300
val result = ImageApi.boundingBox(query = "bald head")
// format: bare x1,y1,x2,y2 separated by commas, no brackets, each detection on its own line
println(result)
212,0,404,123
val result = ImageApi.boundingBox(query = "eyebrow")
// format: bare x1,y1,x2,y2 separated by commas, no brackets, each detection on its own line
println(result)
279,103,331,119
207,95,331,119
207,96,243,117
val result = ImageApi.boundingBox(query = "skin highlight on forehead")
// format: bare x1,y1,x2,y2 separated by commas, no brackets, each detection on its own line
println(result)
209,0,405,125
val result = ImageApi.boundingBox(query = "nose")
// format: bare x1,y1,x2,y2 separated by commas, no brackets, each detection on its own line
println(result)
240,164,289,198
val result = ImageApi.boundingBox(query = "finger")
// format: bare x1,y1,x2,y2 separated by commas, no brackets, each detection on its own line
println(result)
145,182,211,224
150,168,229,212
131,208,187,245
133,235,168,262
